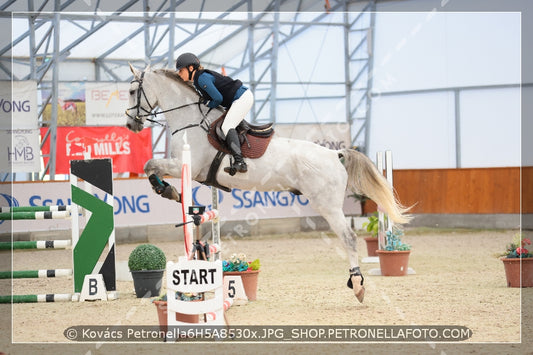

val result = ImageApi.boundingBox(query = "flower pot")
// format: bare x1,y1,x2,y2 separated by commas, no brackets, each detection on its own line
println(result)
376,250,411,276
364,237,379,257
131,269,164,298
154,300,199,338
223,270,260,301
501,257,533,287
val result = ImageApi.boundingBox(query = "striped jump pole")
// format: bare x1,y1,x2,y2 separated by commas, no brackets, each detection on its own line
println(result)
0,294,79,303
198,210,219,225
206,298,234,322
180,134,221,261
0,269,72,279
0,205,71,213
209,244,221,255
0,240,71,250
173,139,229,323
0,210,71,220
181,135,194,259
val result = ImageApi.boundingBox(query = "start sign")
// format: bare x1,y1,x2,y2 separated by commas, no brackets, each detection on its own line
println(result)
166,259,223,294
171,268,217,286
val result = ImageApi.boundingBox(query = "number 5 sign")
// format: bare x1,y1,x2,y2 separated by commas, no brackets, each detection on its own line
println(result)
223,275,248,305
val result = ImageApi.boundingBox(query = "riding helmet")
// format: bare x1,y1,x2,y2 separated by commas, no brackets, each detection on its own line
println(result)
175,53,200,70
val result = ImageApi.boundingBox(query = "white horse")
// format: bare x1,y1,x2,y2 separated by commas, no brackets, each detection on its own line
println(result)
125,64,411,303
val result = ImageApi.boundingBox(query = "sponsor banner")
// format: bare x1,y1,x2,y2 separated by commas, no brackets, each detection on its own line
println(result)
41,82,86,126
3,178,359,233
85,82,130,126
0,80,38,129
275,123,352,150
40,126,152,174
0,129,41,173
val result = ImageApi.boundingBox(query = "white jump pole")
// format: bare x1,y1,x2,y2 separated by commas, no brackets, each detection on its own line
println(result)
376,150,394,250
384,150,394,234
376,152,386,250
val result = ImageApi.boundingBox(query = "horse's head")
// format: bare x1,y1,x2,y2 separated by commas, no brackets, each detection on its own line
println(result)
125,63,158,133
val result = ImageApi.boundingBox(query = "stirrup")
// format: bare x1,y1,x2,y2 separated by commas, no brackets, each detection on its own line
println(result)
223,156,247,176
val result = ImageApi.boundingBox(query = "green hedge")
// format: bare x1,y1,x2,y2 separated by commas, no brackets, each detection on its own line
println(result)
128,244,166,271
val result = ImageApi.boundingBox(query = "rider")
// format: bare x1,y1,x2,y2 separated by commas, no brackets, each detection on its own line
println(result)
175,52,253,174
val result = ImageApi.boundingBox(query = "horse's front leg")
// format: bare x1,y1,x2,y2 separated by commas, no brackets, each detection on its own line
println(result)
144,158,182,203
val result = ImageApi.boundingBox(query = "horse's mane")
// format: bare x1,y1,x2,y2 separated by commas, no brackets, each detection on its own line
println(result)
152,68,199,96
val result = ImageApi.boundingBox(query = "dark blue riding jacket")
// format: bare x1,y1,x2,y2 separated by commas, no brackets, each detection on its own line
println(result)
193,69,247,109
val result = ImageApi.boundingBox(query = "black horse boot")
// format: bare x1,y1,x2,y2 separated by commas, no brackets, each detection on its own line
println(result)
223,128,247,175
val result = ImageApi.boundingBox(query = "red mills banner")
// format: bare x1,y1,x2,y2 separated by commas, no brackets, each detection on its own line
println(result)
40,126,152,174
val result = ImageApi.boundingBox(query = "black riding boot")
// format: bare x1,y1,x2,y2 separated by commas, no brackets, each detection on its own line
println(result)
223,128,247,175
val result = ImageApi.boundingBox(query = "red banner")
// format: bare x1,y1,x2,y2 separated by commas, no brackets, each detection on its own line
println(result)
40,126,152,174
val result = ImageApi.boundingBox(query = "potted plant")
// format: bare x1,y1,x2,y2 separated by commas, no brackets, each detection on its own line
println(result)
376,229,411,276
500,234,533,287
128,244,166,298
362,213,379,257
223,253,261,301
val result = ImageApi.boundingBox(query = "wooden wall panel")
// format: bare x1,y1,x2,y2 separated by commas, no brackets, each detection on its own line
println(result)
523,167,533,213
362,167,531,215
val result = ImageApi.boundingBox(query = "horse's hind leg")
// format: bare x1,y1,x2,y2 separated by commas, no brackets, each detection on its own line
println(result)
316,207,366,303
338,213,365,303
144,158,182,202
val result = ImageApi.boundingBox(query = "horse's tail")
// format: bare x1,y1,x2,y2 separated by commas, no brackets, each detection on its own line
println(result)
340,149,412,225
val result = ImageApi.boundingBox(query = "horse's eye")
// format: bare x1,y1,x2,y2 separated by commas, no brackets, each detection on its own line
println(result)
129,90,135,95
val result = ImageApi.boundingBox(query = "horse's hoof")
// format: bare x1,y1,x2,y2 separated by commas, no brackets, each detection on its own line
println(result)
355,286,365,303
161,185,181,202
351,275,365,303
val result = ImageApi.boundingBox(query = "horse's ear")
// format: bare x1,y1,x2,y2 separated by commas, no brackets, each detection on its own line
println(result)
129,62,141,78
145,63,151,72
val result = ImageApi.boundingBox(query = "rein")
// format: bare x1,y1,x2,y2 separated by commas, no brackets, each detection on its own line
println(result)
126,71,211,134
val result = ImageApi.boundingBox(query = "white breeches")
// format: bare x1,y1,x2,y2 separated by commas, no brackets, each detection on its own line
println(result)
221,89,254,136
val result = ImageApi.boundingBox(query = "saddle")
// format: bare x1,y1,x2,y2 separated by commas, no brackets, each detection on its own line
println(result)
207,114,274,159
201,114,275,192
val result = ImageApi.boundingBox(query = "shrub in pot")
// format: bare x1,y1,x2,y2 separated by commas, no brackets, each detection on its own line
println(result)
500,234,533,287
376,229,411,276
128,244,166,298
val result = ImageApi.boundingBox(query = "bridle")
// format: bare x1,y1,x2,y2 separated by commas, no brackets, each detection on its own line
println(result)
125,70,210,134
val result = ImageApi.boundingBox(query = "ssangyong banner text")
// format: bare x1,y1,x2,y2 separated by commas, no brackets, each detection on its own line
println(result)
3,178,359,233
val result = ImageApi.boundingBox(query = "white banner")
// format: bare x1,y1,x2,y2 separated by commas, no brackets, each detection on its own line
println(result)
0,128,41,173
85,82,129,126
0,81,40,172
3,178,359,233
275,123,352,150
0,80,38,129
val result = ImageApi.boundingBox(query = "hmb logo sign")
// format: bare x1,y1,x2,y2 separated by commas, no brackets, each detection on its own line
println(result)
8,134,34,163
